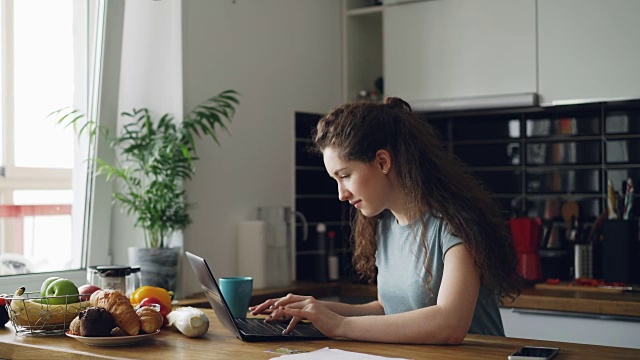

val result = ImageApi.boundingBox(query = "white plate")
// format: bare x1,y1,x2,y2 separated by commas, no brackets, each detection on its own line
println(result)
65,330,160,346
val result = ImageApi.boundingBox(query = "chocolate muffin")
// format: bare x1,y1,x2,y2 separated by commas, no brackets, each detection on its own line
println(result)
74,306,116,337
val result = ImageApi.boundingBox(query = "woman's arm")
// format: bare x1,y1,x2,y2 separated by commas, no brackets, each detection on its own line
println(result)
279,244,481,344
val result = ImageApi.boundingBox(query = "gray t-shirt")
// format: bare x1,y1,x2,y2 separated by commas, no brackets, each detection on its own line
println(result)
375,211,505,336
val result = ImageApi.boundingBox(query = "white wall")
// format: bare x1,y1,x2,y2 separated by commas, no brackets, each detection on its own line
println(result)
111,0,184,266
180,0,342,298
110,0,342,298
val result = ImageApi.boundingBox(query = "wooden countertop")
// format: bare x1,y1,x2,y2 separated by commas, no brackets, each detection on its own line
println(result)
2,308,639,359
177,281,640,319
506,287,640,318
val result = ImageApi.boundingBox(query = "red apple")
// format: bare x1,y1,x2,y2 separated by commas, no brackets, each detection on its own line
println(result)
0,305,8,326
78,284,101,301
138,297,171,326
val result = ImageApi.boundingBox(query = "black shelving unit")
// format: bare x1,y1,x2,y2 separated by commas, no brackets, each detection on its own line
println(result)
294,100,640,281
425,100,640,223
294,112,353,281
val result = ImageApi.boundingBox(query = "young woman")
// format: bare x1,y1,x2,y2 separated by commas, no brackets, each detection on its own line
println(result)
250,97,522,344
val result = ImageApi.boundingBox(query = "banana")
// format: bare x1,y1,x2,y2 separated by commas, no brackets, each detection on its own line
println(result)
8,287,89,329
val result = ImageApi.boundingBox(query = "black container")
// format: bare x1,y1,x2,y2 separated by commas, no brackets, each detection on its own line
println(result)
539,249,571,281
602,220,639,284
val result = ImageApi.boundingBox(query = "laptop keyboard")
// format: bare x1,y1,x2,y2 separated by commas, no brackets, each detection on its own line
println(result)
235,318,322,337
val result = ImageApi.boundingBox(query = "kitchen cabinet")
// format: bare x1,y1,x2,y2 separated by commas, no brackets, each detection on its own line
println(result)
537,0,640,106
343,0,383,101
500,308,640,349
383,0,536,104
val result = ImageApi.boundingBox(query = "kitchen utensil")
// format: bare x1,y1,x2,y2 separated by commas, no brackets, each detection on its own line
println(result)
87,265,133,293
509,217,543,282
607,179,618,219
66,329,160,346
218,277,253,319
623,177,634,220
127,266,141,297
510,217,542,253
574,243,593,279
617,191,624,219
561,201,579,226
542,221,563,249
602,220,639,284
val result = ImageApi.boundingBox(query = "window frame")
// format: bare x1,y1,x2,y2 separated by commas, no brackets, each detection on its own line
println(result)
0,0,124,294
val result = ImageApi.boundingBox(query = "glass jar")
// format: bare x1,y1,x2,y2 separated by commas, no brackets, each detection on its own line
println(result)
87,265,132,293
127,265,142,297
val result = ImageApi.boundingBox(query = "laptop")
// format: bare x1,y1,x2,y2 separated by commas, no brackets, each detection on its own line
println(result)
185,251,328,342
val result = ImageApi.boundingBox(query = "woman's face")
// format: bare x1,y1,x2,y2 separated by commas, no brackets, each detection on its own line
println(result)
323,147,391,218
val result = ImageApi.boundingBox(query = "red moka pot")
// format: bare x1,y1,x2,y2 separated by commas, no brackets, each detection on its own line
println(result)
509,217,543,282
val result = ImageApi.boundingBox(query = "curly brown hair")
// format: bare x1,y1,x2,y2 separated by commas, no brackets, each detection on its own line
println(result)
312,97,522,301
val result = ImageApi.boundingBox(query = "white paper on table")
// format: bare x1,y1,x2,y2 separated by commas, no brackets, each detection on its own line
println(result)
269,347,408,360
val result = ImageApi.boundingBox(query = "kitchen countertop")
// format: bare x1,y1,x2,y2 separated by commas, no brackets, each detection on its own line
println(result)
505,286,640,318
177,281,640,319
2,308,639,359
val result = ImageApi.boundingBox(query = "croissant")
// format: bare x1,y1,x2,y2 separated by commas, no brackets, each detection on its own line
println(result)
90,290,140,336
136,306,163,334
69,316,82,335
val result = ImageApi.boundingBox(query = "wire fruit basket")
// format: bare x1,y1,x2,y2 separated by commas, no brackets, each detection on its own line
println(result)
5,291,89,336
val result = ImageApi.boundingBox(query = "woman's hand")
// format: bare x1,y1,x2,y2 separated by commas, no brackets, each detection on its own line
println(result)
249,293,345,337
249,293,314,317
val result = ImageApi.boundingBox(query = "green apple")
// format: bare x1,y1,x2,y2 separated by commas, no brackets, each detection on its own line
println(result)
43,278,79,304
40,276,61,296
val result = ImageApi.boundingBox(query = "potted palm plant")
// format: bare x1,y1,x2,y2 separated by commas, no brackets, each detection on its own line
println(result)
54,90,240,292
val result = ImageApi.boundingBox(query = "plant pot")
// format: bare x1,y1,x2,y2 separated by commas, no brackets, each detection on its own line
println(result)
128,247,181,293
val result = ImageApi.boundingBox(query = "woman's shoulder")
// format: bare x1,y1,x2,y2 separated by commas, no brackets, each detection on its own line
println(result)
421,212,455,237
421,211,442,227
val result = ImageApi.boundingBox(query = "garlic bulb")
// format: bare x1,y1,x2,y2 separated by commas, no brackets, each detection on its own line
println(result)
166,306,209,338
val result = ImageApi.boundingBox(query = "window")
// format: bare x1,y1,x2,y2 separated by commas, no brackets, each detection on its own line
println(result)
0,0,123,293
1,0,75,276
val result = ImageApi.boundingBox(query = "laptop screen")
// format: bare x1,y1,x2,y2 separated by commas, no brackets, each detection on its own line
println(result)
185,251,242,338
185,251,328,342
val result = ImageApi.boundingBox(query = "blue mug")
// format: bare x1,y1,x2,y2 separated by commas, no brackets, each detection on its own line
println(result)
219,277,253,318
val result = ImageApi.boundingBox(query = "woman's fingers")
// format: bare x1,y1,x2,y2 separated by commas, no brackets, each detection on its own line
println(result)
252,294,313,315
265,307,282,321
265,304,305,323
283,313,304,335
250,299,279,315
264,306,288,321
272,293,314,308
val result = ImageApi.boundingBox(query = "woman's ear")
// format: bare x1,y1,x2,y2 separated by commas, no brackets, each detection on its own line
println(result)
375,149,391,174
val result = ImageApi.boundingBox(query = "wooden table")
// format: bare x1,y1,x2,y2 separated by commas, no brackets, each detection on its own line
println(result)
1,308,639,359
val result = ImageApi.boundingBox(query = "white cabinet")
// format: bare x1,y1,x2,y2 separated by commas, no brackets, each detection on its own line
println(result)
383,0,536,103
343,1,383,101
537,0,640,105
500,308,640,349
